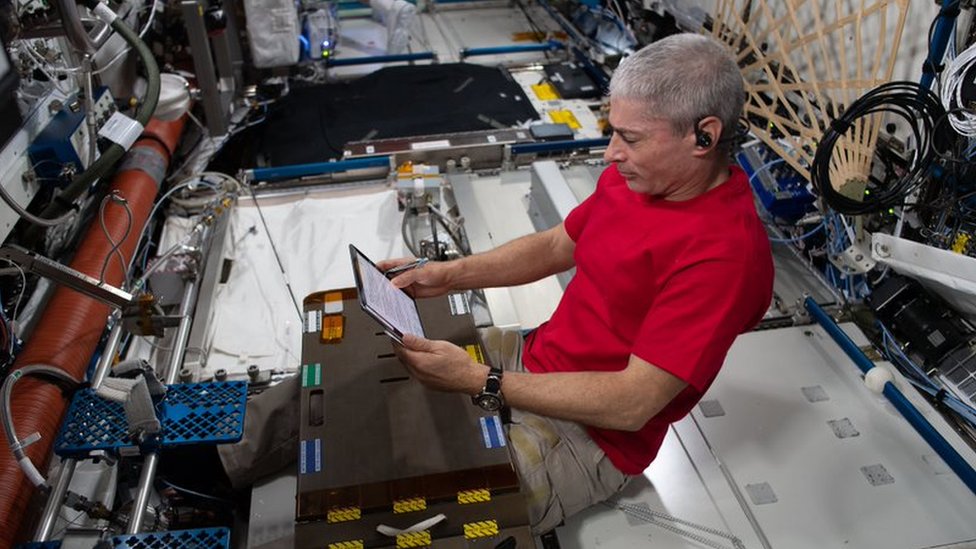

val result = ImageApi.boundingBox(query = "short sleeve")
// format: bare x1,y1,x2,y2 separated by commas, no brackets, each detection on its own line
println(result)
631,258,760,393
564,175,607,241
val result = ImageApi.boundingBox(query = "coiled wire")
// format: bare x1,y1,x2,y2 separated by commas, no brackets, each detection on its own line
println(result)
810,81,945,215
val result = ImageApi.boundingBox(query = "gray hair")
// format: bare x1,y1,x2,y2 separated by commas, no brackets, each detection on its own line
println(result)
609,33,745,144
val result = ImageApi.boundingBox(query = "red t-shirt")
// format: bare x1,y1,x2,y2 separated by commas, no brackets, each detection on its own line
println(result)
522,164,774,475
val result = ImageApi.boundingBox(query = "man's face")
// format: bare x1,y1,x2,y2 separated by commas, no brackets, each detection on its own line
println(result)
603,96,698,197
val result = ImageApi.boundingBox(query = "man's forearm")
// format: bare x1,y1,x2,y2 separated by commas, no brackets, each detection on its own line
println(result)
447,225,575,290
460,355,687,432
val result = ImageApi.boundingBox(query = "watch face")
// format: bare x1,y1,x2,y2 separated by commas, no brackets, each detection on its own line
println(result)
475,393,502,412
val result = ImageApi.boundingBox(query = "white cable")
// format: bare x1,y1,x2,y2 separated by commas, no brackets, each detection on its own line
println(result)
608,500,745,549
1,366,81,488
941,41,976,136
126,174,232,278
139,0,160,38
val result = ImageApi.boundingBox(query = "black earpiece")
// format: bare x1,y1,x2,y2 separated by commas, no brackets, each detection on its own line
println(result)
694,120,713,148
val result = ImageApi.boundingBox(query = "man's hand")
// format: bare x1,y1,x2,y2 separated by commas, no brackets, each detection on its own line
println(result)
376,258,454,298
394,334,488,394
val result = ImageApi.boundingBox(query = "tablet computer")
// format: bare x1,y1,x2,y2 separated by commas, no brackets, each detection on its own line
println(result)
349,244,426,344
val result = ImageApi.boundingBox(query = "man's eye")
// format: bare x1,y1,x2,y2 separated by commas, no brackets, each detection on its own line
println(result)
611,128,638,144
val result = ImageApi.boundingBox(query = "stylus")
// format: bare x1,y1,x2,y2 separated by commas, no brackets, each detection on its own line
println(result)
384,258,429,277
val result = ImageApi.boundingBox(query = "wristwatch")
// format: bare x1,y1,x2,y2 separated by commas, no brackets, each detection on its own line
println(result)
472,367,504,412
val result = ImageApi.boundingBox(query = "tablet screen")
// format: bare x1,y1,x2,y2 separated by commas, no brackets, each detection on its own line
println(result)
349,245,425,342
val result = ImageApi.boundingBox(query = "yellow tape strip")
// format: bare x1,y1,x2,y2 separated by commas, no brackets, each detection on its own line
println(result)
457,488,491,504
532,82,559,101
393,497,427,514
548,109,581,129
396,530,432,548
465,344,485,365
326,506,361,523
321,314,344,343
952,233,970,254
463,520,500,539
328,541,364,549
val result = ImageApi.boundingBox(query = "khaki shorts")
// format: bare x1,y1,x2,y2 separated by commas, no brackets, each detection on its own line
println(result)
481,327,631,534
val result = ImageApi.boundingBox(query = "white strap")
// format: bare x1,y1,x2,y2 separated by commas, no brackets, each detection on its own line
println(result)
96,377,138,403
376,513,446,537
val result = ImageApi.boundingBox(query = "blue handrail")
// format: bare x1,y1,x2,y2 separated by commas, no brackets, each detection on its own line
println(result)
246,156,392,183
460,41,564,58
326,52,435,67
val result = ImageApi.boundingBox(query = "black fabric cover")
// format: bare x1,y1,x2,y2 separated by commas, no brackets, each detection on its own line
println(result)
261,63,540,166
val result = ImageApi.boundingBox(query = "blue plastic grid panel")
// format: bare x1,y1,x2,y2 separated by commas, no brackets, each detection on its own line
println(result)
161,382,247,445
54,382,247,457
15,542,62,549
55,387,128,455
112,527,230,548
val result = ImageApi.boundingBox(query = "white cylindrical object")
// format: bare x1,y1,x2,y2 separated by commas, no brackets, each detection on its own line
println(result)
154,73,192,121
864,366,895,394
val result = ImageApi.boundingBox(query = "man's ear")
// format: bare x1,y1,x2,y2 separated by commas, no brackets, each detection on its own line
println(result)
692,116,724,156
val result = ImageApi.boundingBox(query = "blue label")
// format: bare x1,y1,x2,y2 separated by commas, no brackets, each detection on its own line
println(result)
479,416,506,449
300,439,323,474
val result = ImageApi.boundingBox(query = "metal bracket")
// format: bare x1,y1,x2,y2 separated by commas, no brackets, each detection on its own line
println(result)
0,244,133,309
0,244,175,336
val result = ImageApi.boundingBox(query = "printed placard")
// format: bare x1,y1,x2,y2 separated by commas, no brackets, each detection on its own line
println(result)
479,416,506,449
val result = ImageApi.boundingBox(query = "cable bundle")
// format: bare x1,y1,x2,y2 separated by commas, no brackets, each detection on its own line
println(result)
811,81,945,215
941,40,976,136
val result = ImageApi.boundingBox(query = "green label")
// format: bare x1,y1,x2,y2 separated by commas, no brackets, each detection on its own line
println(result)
302,363,322,387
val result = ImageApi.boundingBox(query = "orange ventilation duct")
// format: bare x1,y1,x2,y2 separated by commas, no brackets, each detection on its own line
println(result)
0,116,186,548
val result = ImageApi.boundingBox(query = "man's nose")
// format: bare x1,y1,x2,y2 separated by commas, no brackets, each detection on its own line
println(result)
604,134,624,163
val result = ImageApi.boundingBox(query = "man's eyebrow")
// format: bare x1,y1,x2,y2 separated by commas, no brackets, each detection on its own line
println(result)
608,124,640,134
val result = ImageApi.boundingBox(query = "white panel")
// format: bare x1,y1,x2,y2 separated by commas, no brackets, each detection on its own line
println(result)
0,91,73,242
559,323,976,548
558,425,767,549
203,184,406,377
690,324,976,548
451,170,564,329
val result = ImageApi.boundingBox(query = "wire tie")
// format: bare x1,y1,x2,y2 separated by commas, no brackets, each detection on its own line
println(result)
11,431,42,452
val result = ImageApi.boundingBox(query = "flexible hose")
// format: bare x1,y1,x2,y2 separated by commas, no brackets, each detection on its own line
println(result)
23,3,161,234
0,116,185,549
0,185,76,227
1,366,80,489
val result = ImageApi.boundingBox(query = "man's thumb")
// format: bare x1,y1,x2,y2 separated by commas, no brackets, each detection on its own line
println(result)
390,271,416,288
401,333,430,350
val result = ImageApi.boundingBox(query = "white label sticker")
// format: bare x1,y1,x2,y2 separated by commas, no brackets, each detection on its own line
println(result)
366,145,375,154
98,112,144,150
448,293,470,316
410,140,451,151
304,310,322,333
487,135,497,143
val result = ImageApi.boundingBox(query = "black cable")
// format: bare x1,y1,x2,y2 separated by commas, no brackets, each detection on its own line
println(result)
810,81,945,215
514,0,553,61
428,209,439,260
